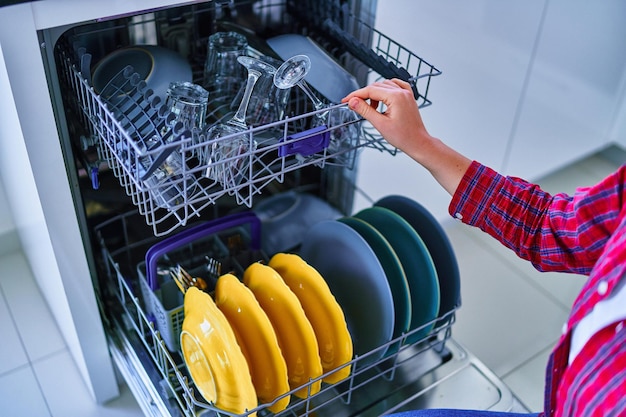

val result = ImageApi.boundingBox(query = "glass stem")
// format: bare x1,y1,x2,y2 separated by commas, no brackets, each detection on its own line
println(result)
297,81,328,123
230,70,260,128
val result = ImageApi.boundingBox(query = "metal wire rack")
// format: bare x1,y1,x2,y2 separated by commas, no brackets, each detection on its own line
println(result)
58,0,441,236
96,210,456,417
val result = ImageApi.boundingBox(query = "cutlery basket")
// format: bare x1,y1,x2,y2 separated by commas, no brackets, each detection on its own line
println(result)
137,211,264,352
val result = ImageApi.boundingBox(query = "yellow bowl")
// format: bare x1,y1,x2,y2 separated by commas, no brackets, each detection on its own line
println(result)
180,287,257,415
215,274,290,413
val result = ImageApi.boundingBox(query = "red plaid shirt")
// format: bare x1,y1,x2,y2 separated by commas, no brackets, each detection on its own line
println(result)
449,161,626,416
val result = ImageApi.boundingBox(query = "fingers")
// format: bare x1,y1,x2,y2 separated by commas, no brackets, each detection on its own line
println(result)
342,78,413,107
347,96,386,126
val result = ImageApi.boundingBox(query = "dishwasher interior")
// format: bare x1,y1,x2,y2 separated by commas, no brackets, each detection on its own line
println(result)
39,1,526,415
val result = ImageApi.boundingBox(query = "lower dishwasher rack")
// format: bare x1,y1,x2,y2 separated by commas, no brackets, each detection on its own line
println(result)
96,212,526,417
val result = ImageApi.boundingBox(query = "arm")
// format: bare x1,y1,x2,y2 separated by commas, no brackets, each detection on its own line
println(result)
452,161,625,274
344,79,625,274
342,79,471,196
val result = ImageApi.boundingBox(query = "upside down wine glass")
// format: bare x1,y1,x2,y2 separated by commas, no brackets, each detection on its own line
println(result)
202,56,276,188
273,54,362,159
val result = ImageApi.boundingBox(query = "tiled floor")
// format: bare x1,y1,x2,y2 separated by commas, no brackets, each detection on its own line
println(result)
0,151,621,416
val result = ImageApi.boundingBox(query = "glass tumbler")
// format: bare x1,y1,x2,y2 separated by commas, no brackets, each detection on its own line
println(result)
165,81,209,131
203,32,248,102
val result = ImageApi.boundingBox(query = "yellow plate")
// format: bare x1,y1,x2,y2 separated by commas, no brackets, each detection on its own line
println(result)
243,262,323,399
269,253,353,384
215,274,290,413
180,287,257,416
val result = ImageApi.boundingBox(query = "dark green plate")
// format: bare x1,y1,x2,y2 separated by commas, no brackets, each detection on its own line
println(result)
354,207,440,344
338,217,411,353
375,196,460,325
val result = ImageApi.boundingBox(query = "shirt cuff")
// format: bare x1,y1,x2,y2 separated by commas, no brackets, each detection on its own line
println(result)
448,160,505,227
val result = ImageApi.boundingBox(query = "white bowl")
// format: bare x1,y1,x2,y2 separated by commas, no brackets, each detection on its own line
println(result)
92,45,192,100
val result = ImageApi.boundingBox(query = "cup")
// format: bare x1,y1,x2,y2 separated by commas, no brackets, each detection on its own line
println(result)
165,81,209,131
203,32,249,102
143,149,196,209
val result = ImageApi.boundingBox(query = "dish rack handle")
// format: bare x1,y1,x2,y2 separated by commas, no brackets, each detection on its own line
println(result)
146,211,261,290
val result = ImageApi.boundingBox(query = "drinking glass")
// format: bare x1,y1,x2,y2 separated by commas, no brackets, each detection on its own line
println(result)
203,32,248,102
202,56,276,188
165,81,209,131
230,55,289,128
140,133,196,209
273,55,362,159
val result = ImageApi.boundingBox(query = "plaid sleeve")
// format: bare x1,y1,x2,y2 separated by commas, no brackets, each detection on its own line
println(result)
448,161,624,274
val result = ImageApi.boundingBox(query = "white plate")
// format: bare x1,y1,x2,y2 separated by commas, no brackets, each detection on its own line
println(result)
267,34,360,103
299,220,395,364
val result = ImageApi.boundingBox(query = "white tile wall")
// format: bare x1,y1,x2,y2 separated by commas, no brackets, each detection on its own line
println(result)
353,0,626,220
505,0,626,179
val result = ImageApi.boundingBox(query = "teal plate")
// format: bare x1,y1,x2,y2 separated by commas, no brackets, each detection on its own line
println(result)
354,207,440,344
338,217,411,354
375,196,460,326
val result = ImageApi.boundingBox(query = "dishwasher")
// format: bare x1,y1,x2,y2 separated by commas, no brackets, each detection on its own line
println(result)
36,1,527,415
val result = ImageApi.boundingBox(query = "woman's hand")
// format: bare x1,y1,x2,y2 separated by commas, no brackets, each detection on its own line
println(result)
342,79,429,155
342,79,472,196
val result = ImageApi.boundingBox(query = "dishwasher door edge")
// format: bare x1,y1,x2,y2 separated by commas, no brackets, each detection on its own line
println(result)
108,320,178,417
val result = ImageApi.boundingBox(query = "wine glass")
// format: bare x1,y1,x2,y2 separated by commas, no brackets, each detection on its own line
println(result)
273,55,362,159
202,56,276,188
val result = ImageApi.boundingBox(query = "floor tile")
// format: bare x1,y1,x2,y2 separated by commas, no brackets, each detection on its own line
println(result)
32,349,144,417
443,223,569,377
0,365,51,417
0,251,66,362
0,286,29,375
502,342,556,413
448,219,588,311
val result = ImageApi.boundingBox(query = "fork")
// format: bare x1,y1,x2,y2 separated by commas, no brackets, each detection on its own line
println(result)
205,256,222,281
170,265,209,293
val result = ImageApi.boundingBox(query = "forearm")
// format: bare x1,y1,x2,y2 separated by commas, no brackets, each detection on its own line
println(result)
403,135,472,196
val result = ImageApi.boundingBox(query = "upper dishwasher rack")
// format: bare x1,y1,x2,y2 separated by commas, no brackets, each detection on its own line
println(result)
58,1,441,236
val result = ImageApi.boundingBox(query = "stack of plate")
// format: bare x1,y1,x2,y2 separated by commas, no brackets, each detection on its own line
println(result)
179,255,353,415
299,195,461,363
178,195,459,415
